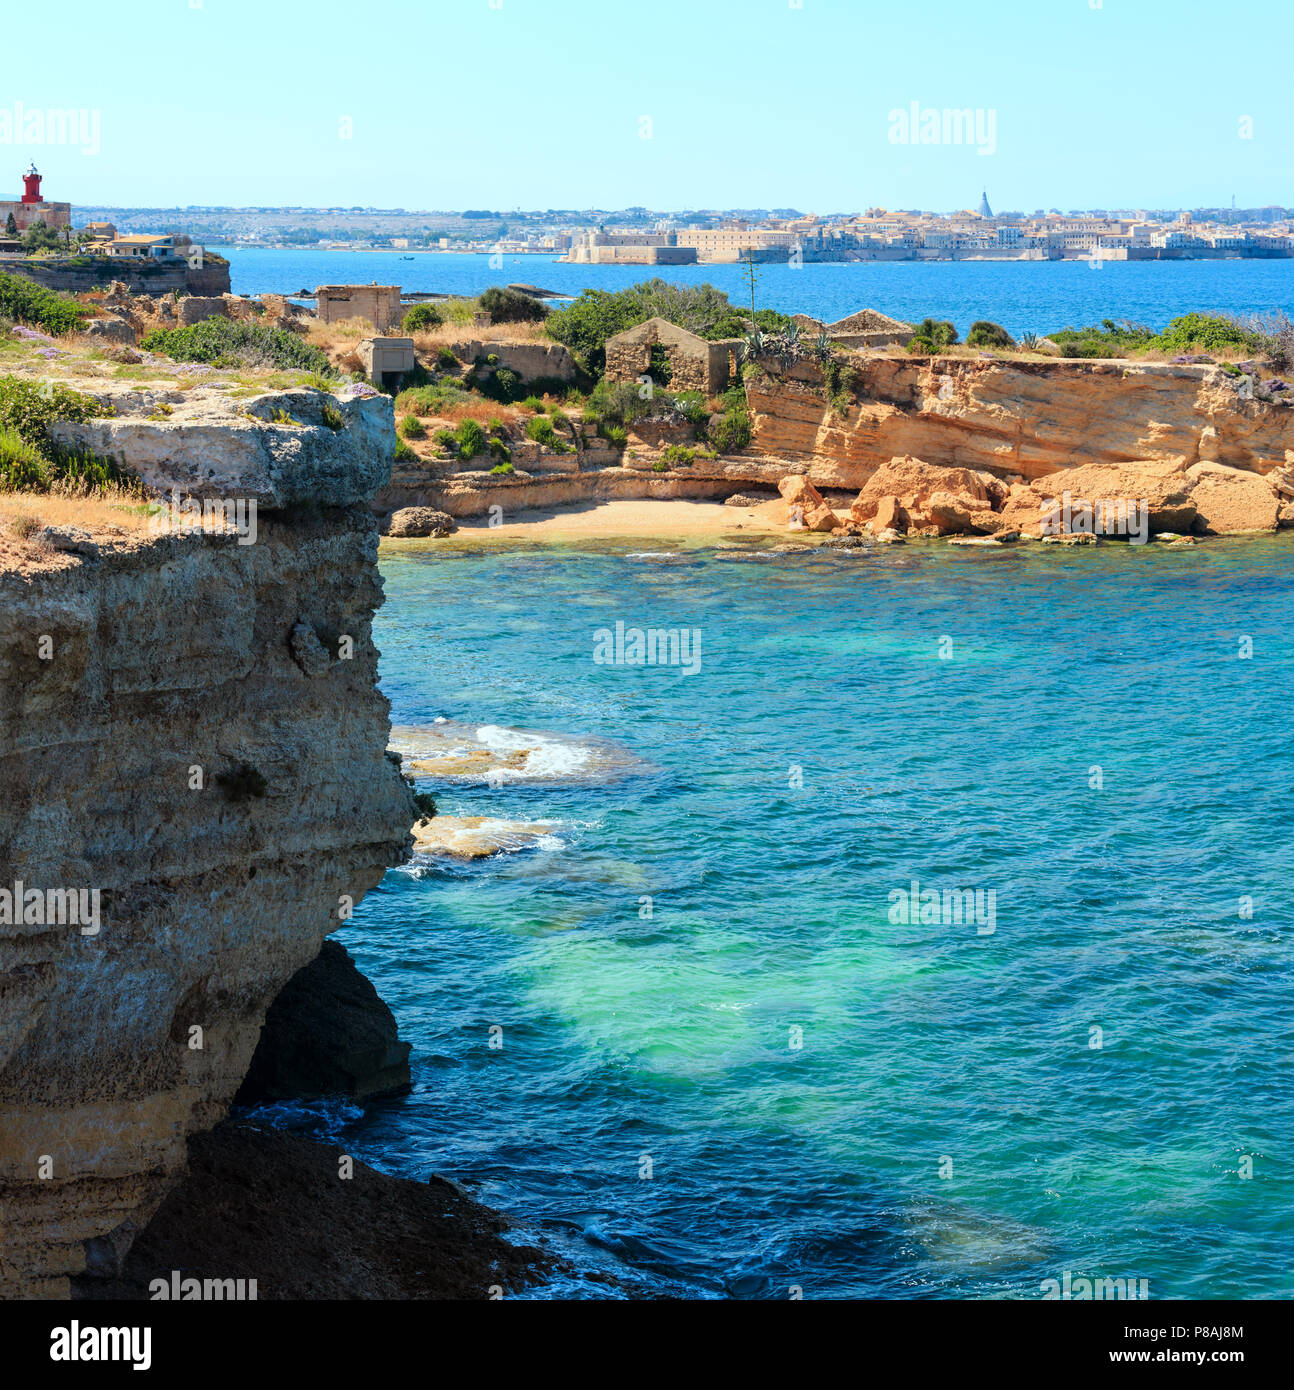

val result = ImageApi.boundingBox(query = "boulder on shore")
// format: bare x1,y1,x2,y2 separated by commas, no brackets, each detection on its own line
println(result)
851,456,1002,535
383,507,457,538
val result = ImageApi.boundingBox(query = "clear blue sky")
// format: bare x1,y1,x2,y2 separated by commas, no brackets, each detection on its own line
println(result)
5,0,1290,212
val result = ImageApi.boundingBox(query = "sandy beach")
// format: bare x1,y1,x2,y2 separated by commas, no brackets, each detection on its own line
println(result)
446,497,791,543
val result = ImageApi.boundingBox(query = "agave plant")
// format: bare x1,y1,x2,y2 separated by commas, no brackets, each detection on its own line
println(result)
1019,331,1040,351
813,330,834,361
741,330,766,362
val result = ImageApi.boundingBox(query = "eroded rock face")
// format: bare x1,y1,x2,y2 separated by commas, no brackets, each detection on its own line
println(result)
0,503,413,1297
49,388,395,510
747,356,1294,484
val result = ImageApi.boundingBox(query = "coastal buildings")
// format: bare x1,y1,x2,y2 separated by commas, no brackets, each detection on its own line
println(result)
562,200,1294,264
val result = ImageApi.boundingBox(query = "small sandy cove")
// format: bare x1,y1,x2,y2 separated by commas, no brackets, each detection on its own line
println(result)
452,498,788,543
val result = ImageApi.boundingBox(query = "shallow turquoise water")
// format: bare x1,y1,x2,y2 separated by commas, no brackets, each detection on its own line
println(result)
338,537,1294,1299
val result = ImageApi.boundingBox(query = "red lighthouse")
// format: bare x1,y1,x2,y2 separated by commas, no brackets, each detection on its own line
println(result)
21,163,43,205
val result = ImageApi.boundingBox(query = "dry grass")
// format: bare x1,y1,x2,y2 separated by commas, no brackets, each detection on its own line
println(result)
0,486,155,537
410,319,553,351
303,315,374,352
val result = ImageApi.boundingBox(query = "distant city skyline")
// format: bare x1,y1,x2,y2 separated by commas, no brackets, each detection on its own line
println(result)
5,0,1290,210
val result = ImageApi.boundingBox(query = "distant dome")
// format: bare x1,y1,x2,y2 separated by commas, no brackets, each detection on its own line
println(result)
977,190,993,218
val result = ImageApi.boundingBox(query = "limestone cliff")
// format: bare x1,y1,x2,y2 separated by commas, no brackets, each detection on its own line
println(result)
0,389,413,1298
744,355,1294,484
388,355,1294,537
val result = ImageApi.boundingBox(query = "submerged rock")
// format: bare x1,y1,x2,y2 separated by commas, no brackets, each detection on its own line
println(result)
411,814,561,859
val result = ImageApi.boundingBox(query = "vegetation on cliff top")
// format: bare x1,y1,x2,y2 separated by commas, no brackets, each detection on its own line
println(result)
141,317,336,376
0,373,131,493
545,279,782,376
0,270,90,336
1048,313,1265,360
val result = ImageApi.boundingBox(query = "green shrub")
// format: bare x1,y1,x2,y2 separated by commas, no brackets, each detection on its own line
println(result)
651,460,667,472
0,374,102,446
0,269,89,335
1048,319,1156,358
660,444,695,467
455,418,486,460
394,438,417,461
600,423,628,448
521,395,546,413
478,365,521,403
525,415,559,447
711,405,752,452
411,791,438,820
965,320,1014,349
479,286,548,324
402,303,443,333
436,346,458,368
545,278,746,376
0,427,49,490
673,390,708,428
141,317,334,376
489,438,511,463
398,414,427,440
321,401,344,431
489,462,515,475
1153,313,1259,355
433,427,456,448
907,317,960,354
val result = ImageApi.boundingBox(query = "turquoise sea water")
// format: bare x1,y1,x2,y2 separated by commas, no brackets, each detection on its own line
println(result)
221,247,1294,340
327,535,1294,1299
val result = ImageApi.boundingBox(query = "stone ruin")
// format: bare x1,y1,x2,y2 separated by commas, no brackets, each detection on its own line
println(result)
603,317,742,394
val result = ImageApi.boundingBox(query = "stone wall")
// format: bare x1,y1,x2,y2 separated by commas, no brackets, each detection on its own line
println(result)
450,339,578,383
316,285,402,332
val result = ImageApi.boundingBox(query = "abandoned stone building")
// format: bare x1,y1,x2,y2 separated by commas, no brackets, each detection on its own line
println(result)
603,317,742,394
314,283,403,332
791,307,915,349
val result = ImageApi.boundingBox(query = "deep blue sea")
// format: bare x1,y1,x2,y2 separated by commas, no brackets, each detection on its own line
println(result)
221,247,1294,340
294,535,1294,1300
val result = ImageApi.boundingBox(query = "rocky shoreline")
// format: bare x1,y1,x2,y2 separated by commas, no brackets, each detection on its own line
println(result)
72,941,556,1301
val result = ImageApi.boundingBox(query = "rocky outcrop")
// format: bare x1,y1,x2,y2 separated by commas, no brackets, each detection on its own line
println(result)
0,388,413,1298
747,356,1294,484
70,1124,553,1300
51,387,395,510
235,939,411,1105
382,507,456,538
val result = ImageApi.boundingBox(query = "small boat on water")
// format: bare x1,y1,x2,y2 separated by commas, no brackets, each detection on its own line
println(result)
401,255,414,260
